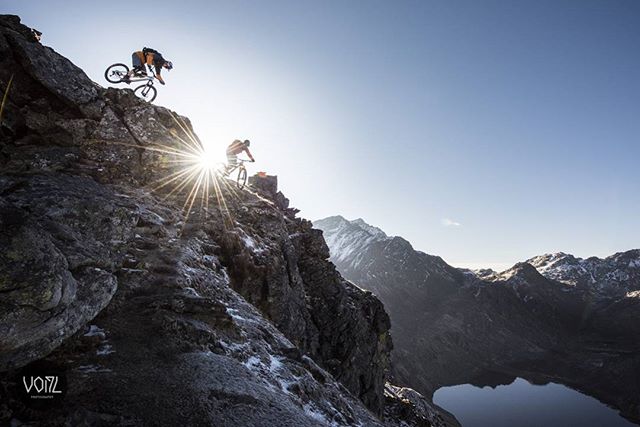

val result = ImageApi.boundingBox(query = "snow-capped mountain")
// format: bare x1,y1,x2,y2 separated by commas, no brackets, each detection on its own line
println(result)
314,216,640,422
317,216,640,301
314,216,389,267
525,250,640,298
314,216,462,297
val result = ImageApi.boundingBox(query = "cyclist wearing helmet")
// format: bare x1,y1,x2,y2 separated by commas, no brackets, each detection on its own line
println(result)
124,47,173,85
226,139,255,170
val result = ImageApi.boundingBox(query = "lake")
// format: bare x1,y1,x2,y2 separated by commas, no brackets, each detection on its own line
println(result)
433,377,636,427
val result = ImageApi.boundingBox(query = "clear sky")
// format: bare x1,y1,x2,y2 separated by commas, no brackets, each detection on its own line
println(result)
5,0,640,270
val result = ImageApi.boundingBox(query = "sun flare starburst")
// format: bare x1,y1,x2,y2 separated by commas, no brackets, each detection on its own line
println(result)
115,111,246,226
197,149,219,172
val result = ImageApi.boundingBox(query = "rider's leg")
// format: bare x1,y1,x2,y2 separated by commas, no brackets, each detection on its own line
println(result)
129,52,146,77
225,153,237,175
128,53,139,77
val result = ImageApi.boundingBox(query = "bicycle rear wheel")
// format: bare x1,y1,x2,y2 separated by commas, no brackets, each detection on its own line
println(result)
105,63,129,83
134,84,157,103
237,166,247,189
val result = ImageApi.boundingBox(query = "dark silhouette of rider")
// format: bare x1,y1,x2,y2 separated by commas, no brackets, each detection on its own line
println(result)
226,139,255,170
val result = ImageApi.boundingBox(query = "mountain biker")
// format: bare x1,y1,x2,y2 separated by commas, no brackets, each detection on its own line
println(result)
226,139,255,171
123,47,173,85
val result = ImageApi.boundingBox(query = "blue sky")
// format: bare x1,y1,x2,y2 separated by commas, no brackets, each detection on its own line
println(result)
6,0,640,270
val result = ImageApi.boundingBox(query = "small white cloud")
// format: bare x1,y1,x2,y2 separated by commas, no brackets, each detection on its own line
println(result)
441,218,462,227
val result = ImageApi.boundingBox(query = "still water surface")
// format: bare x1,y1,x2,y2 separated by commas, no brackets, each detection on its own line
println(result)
433,377,635,427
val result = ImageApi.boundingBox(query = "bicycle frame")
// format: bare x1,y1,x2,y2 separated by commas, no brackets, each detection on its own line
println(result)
224,158,251,175
127,75,155,85
105,63,159,102
108,65,157,85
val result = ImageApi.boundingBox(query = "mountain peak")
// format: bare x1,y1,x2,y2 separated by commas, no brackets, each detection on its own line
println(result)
350,218,388,238
351,217,369,226
496,262,547,283
313,216,390,267
526,252,575,270
314,216,388,239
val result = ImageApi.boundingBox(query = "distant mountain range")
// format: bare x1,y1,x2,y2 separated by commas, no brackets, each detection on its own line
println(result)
316,215,640,299
314,215,640,423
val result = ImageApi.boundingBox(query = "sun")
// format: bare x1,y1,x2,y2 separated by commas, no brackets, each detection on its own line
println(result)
197,147,221,172
120,111,242,223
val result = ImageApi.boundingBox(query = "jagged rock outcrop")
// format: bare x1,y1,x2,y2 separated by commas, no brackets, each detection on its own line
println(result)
247,174,298,218
0,15,452,426
0,13,202,371
205,180,393,413
315,215,640,423
0,178,129,371
383,384,459,427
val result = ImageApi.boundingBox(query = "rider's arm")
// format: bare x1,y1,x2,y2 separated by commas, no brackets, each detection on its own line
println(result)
147,54,165,84
145,54,154,67
244,147,255,162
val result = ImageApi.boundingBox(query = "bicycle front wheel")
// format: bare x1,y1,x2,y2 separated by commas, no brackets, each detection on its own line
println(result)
133,84,157,103
105,63,129,83
237,166,247,189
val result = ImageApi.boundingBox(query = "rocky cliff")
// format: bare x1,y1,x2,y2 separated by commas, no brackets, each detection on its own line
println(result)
315,215,640,423
0,15,454,427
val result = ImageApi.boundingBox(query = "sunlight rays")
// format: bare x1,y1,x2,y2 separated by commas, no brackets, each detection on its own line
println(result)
119,110,247,226
0,74,14,124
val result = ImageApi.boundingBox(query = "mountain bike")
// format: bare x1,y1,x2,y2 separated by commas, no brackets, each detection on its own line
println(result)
104,63,158,102
219,159,253,189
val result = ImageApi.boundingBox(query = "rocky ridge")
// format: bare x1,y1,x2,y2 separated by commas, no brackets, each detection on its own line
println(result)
0,15,454,426
525,250,640,298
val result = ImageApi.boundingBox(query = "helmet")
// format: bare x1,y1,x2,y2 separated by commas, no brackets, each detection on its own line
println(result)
244,139,250,146
164,60,173,70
